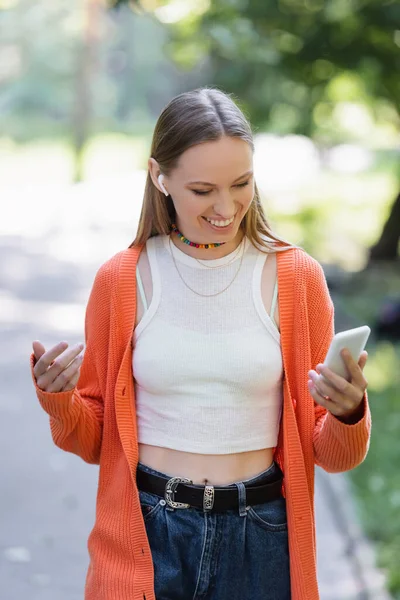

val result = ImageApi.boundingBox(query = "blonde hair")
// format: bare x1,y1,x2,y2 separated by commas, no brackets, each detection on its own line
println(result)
130,87,301,254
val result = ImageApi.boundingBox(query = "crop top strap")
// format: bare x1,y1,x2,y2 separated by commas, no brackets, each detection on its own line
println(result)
270,278,278,328
136,268,148,312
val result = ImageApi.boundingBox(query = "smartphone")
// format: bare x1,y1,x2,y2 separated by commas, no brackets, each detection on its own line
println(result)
319,325,371,382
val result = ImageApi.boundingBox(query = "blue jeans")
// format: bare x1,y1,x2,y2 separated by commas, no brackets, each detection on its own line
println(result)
137,461,291,600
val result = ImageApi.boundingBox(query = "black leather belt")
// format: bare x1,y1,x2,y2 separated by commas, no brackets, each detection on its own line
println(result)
136,464,283,512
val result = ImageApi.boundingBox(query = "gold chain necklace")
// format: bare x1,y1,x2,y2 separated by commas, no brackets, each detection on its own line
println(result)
194,237,245,269
168,235,245,297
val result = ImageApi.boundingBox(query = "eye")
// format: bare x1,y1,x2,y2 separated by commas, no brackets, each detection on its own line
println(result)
192,189,211,196
235,181,250,188
191,180,250,196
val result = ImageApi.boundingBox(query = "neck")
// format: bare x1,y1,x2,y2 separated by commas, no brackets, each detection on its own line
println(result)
170,229,245,260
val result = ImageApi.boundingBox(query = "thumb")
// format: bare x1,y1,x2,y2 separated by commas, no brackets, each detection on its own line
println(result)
358,350,368,371
32,340,46,361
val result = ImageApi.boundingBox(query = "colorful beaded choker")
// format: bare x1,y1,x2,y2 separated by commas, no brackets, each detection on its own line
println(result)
171,223,226,249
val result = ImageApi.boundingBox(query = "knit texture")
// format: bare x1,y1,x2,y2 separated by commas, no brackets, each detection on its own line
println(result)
30,242,371,600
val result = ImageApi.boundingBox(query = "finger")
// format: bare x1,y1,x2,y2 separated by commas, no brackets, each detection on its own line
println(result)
309,373,341,403
313,370,363,412
61,368,81,392
312,365,350,395
46,353,84,393
308,380,338,412
36,342,83,389
34,341,69,378
308,380,352,417
340,348,367,388
309,373,357,413
358,351,368,371
32,340,46,362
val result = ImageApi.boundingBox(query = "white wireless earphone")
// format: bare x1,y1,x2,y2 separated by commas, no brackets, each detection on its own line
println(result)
157,174,169,197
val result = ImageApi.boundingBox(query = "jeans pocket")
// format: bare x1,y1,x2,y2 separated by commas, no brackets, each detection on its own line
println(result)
139,489,164,523
247,496,288,532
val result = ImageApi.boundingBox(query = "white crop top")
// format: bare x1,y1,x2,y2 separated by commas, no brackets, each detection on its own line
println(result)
132,234,283,454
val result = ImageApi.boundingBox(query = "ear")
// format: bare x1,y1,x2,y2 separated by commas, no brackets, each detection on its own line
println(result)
148,158,167,195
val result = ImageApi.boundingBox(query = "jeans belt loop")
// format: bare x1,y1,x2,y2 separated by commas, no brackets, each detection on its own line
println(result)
203,484,215,511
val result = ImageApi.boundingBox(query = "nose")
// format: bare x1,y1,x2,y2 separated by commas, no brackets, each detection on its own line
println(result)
212,191,236,219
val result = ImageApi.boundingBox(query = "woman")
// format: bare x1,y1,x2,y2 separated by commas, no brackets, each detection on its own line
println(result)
30,87,371,600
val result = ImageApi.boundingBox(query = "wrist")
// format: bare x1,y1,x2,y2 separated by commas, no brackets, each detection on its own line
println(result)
336,399,365,425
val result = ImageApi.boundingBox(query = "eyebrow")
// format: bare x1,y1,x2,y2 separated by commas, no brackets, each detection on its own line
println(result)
187,170,253,186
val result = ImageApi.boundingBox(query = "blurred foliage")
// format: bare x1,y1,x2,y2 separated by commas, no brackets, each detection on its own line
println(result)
351,340,400,599
114,0,400,140
112,0,400,260
0,0,399,256
171,0,400,140
333,265,400,598
109,0,140,7
0,1,206,144
1,1,399,150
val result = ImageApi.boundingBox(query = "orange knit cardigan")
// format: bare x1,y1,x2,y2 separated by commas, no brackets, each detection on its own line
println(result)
30,243,371,600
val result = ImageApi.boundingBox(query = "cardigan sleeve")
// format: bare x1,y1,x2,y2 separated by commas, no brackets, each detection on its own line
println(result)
307,260,372,473
30,262,110,465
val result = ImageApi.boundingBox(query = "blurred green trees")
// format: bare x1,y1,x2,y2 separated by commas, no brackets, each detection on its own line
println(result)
1,0,399,257
112,0,400,259
170,1,399,134
0,1,204,177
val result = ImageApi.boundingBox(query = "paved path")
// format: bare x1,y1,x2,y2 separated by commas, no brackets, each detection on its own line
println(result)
0,178,390,599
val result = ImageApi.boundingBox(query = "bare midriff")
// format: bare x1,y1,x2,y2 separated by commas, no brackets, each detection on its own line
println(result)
138,444,275,486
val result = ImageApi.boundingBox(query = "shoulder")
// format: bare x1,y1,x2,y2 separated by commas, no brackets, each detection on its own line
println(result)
97,245,145,277
277,246,327,284
94,235,167,282
276,246,332,320
296,248,327,285
87,245,144,305
294,249,333,315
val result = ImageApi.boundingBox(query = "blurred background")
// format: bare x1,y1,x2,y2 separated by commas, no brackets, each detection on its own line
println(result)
1,1,399,599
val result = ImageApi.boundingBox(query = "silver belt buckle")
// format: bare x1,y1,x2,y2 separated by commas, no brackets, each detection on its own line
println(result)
164,477,193,509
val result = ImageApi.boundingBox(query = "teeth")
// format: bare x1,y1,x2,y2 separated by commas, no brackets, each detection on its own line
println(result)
206,217,234,227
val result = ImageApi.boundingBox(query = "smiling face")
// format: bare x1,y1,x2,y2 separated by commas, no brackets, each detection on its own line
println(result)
149,136,255,258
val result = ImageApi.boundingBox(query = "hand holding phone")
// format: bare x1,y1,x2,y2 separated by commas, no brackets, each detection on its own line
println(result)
318,325,371,383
